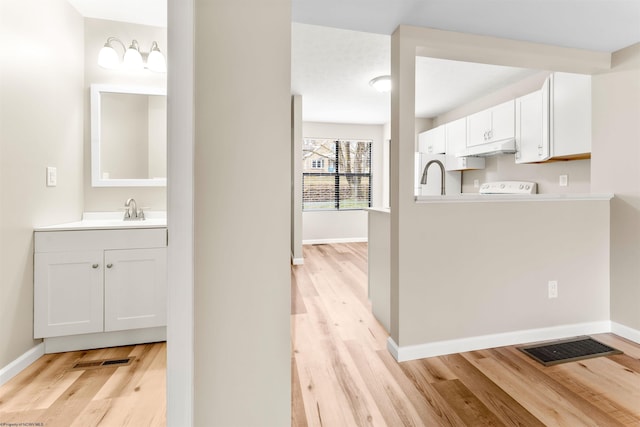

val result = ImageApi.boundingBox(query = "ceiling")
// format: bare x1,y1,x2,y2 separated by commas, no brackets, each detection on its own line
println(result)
67,0,639,125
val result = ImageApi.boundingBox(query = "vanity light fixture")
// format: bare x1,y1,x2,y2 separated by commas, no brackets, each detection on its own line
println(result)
369,75,391,92
98,37,166,73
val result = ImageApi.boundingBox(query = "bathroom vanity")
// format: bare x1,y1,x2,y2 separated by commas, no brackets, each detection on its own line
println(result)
33,212,167,353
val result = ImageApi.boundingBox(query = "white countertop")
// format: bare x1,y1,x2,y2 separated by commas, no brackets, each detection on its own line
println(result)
415,193,614,203
34,211,167,231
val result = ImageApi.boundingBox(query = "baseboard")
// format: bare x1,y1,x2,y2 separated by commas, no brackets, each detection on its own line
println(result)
44,327,166,354
291,253,304,265
611,322,640,344
387,321,612,362
0,342,45,387
302,237,368,245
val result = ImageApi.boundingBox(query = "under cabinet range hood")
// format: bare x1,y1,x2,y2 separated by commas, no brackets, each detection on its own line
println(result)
456,138,516,157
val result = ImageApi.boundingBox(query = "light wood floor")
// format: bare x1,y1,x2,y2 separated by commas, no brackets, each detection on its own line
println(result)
291,242,640,427
0,342,166,426
2,243,639,426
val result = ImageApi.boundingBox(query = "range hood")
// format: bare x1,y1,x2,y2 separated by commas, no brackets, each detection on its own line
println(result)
456,138,516,157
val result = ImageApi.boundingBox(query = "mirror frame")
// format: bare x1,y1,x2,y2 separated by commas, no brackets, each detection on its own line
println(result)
90,84,167,187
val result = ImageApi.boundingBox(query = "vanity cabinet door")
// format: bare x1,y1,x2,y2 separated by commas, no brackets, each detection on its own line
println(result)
103,248,167,332
34,251,104,338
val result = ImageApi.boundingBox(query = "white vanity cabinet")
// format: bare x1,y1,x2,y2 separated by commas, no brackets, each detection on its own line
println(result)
467,99,515,147
34,228,167,342
418,125,446,154
34,251,104,338
515,72,591,164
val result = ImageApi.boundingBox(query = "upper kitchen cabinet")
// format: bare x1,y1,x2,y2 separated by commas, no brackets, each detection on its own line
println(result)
418,125,446,154
515,72,591,164
467,99,515,147
444,118,485,171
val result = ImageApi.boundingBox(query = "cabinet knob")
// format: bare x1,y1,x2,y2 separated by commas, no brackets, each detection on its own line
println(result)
92,264,99,269
107,263,113,269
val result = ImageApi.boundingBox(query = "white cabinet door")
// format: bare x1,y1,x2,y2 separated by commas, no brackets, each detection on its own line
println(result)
104,248,167,332
467,109,492,147
551,72,591,158
418,125,446,154
34,251,103,338
490,99,515,142
516,81,550,164
445,118,485,170
467,100,515,147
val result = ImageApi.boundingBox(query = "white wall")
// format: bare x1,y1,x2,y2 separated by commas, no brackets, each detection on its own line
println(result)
591,43,640,332
291,95,304,261
192,0,291,425
0,0,84,368
83,18,167,212
390,25,612,349
302,121,385,242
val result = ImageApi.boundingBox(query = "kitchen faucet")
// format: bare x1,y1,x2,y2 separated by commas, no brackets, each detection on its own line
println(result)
124,198,145,220
420,159,445,195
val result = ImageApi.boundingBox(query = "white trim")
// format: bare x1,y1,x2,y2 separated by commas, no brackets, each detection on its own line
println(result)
291,254,304,265
611,322,640,344
167,0,195,425
387,321,612,362
303,237,368,245
0,343,45,386
43,327,166,354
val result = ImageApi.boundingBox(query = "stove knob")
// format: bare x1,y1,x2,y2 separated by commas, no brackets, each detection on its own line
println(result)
519,184,524,189
500,184,505,189
525,185,530,190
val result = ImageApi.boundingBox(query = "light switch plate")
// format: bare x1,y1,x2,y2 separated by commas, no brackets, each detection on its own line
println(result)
46,166,57,187
559,174,568,187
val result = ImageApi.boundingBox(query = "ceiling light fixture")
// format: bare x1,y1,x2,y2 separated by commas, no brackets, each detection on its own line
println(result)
369,75,391,92
98,37,166,73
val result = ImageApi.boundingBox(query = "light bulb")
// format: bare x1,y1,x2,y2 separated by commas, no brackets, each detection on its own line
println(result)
146,42,166,73
98,44,119,69
123,40,143,70
369,75,392,93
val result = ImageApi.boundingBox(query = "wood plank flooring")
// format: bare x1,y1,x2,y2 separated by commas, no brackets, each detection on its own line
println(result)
2,242,639,426
291,242,640,427
0,342,166,427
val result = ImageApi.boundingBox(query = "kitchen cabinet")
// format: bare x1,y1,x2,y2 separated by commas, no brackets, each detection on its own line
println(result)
444,118,485,171
515,72,591,164
34,228,167,339
467,99,515,147
418,125,445,154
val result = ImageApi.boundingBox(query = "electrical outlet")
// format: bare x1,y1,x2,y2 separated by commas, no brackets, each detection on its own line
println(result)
548,280,558,299
474,179,480,188
46,166,57,187
559,174,568,187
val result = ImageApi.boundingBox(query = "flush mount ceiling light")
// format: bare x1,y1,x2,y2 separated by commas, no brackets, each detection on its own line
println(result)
98,37,166,73
369,75,391,92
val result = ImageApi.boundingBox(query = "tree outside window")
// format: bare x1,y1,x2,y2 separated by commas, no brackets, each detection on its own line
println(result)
302,138,372,210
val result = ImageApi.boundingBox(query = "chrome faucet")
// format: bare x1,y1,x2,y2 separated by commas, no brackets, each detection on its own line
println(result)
420,159,445,195
124,198,145,220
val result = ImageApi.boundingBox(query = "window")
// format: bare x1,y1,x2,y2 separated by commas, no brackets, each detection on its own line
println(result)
302,138,372,210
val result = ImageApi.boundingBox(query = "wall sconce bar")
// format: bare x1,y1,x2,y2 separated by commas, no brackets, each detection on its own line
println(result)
98,37,166,73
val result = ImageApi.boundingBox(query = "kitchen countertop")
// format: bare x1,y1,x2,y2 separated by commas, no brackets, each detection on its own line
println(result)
415,193,614,203
34,211,167,231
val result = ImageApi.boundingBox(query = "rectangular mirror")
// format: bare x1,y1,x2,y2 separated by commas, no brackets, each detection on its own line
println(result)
91,84,167,187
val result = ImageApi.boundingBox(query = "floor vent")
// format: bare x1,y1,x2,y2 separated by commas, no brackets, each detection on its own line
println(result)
518,336,622,366
72,357,135,370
